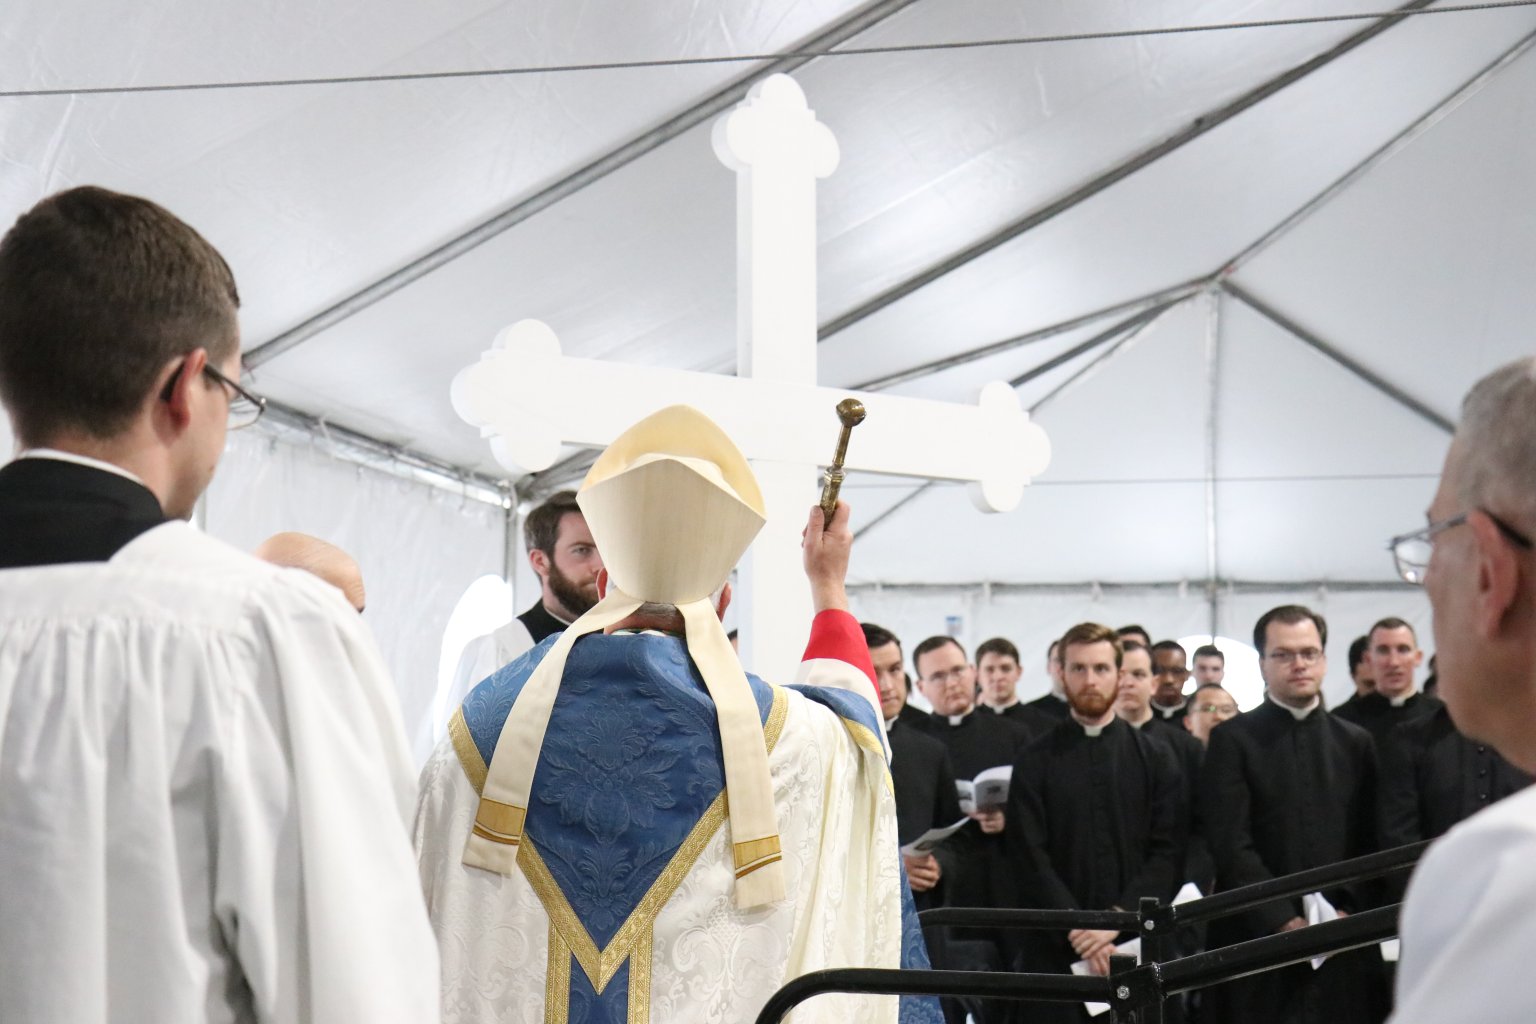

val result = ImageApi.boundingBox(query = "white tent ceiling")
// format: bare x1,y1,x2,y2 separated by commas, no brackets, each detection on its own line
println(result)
4,0,1534,591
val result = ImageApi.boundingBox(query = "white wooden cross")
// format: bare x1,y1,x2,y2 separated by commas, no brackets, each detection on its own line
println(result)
454,74,1050,684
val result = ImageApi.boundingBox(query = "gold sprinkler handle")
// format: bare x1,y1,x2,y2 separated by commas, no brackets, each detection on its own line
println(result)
819,398,867,521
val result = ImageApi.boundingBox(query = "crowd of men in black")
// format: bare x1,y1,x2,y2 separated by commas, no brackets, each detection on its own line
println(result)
867,606,1531,1024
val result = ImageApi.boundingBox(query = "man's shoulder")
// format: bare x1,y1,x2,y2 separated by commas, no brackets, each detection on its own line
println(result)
1322,708,1376,749
0,520,345,627
890,720,948,763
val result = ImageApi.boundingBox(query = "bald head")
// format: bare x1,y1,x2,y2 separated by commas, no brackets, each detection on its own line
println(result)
255,532,366,612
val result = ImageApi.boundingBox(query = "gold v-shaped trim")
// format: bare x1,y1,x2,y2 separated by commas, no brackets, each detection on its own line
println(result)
454,687,788,999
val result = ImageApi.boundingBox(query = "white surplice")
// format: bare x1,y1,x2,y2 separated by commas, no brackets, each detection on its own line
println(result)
0,521,440,1024
413,644,902,1024
1391,784,1536,1023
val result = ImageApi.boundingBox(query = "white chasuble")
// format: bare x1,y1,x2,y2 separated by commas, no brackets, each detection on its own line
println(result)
0,522,440,1024
414,617,923,1024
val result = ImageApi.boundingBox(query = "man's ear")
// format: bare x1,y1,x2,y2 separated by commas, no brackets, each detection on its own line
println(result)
596,568,609,600
1470,510,1522,639
155,349,208,433
715,581,732,619
528,547,550,580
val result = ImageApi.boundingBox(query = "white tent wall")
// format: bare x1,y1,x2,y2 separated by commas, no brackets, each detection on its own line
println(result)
849,582,1431,710
202,432,508,752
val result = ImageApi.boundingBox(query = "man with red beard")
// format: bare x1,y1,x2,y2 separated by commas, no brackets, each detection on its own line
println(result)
435,491,605,745
1002,623,1184,1024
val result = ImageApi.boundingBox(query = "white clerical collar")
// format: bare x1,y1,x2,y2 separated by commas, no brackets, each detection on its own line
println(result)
19,448,147,487
946,709,973,727
1388,692,1415,708
1071,713,1114,737
1151,700,1184,719
884,716,895,733
1269,694,1321,720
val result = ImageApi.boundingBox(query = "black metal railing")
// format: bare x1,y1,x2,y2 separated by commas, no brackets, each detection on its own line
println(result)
754,841,1427,1024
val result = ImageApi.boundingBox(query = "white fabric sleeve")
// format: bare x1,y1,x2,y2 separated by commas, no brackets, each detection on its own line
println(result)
1391,795,1536,1024
217,574,440,1024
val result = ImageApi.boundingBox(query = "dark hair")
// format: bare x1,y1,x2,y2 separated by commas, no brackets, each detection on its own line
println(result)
1253,605,1328,657
1121,639,1149,656
912,635,963,675
1368,616,1417,645
523,490,582,556
975,637,1020,664
1058,622,1123,668
1150,640,1187,662
1348,635,1371,675
862,622,901,653
1192,644,1224,663
0,186,240,443
1117,624,1151,643
1191,682,1232,703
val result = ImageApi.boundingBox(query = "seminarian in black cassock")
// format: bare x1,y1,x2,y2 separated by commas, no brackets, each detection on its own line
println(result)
888,715,966,912
1003,625,1186,1024
1379,700,1531,848
911,636,1037,1024
887,714,970,1024
1331,618,1442,749
1203,607,1385,1024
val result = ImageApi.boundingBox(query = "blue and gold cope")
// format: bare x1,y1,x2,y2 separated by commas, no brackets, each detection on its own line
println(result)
451,632,940,1024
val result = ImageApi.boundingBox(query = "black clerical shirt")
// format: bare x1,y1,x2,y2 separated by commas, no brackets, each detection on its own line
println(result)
1379,701,1531,847
1007,716,1184,913
1333,690,1438,748
0,457,166,569
517,600,571,644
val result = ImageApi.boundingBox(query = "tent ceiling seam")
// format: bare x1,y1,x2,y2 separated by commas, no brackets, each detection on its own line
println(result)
1220,281,1454,433
242,0,923,370
815,0,1439,342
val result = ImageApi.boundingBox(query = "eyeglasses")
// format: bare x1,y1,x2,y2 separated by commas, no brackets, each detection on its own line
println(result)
1192,703,1239,717
203,364,267,430
1389,510,1533,585
923,666,970,686
1265,648,1323,665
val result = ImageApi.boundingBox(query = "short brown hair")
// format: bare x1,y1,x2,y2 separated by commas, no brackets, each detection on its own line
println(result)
1368,616,1417,645
1253,605,1328,656
1057,622,1123,668
0,186,240,443
975,637,1020,665
912,635,963,676
523,490,582,555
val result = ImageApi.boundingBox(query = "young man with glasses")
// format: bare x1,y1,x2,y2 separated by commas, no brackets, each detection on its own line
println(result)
1201,605,1383,1024
912,634,1034,1024
0,187,438,1022
1387,357,1536,1023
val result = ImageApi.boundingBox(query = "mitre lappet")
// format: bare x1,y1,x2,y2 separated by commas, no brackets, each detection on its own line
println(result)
462,404,787,907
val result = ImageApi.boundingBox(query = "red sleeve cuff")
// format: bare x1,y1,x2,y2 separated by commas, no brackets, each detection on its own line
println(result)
801,609,876,688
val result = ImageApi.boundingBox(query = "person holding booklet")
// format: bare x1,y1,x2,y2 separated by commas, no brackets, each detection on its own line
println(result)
1003,623,1186,1024
912,635,1035,1024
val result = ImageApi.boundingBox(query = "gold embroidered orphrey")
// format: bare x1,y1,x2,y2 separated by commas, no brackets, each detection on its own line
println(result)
450,689,789,1024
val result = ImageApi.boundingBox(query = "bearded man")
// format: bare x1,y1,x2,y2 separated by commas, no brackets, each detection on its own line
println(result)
1002,623,1184,1024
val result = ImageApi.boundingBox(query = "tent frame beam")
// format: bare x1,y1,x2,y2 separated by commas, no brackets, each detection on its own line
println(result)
1221,25,1536,276
815,0,1437,342
850,278,1208,392
243,0,923,370
851,295,1194,542
1221,281,1453,434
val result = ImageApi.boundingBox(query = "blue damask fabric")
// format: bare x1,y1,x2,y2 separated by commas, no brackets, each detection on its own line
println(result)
460,634,941,1023
462,632,775,948
896,861,945,1024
